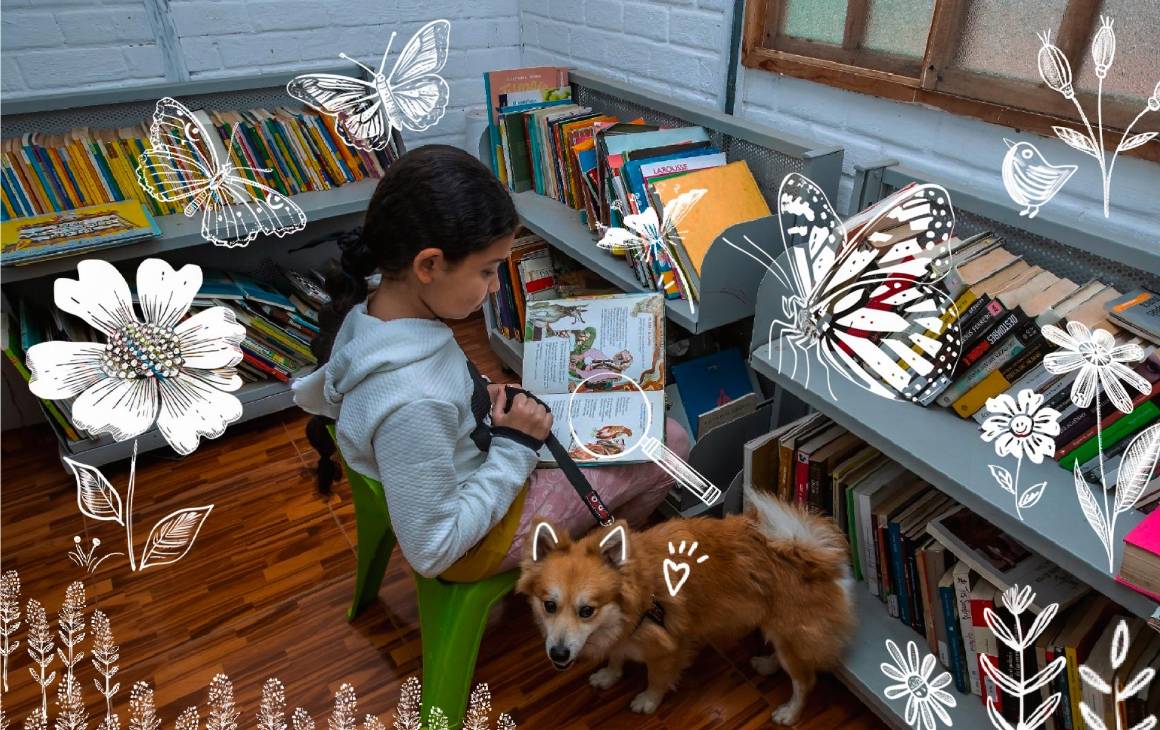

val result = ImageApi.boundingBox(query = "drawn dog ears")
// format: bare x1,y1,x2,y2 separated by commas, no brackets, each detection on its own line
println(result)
597,522,629,567
530,520,568,562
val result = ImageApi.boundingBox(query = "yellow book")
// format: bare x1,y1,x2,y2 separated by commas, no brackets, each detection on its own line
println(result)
65,138,100,207
287,117,328,190
300,116,346,185
893,287,978,371
258,110,305,193
1,199,159,261
72,130,111,202
651,160,771,276
54,136,91,206
318,113,364,179
270,110,315,189
41,136,80,208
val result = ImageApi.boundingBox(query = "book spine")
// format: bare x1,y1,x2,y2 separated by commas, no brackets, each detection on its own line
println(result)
952,334,1053,417
1061,399,1160,470
887,521,910,624
1065,646,1086,730
31,136,70,210
939,585,969,693
846,487,862,582
58,143,93,206
971,597,1002,705
1056,386,1154,457
241,351,289,382
794,451,810,505
938,314,1038,407
807,458,825,511
875,522,893,611
955,300,1014,372
903,536,924,634
2,347,80,441
47,145,83,207
953,569,983,695
857,494,880,596
916,549,937,653
22,141,62,212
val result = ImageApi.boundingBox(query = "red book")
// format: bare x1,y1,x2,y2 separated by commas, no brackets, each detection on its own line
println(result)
1117,510,1160,601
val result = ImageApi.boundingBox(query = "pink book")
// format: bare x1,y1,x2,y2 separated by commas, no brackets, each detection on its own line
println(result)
1117,511,1160,601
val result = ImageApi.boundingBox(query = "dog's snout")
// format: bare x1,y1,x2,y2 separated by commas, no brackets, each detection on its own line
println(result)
548,645,571,664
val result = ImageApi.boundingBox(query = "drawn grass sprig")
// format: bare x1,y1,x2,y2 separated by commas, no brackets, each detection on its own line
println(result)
1,571,21,692
56,583,87,687
980,586,1067,730
90,611,120,721
1078,619,1157,730
391,677,420,730
26,600,57,718
257,679,287,730
54,676,88,730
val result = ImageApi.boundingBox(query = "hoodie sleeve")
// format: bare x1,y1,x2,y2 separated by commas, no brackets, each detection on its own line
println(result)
370,398,539,578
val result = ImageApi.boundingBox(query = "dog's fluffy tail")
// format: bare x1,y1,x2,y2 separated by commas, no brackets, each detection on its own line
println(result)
745,486,851,583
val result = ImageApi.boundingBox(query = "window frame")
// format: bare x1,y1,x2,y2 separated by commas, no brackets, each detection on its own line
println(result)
741,0,1159,163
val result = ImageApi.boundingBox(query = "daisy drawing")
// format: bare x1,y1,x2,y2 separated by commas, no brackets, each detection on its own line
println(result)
981,389,1061,520
26,258,246,453
880,639,956,730
24,258,242,572
1041,321,1156,572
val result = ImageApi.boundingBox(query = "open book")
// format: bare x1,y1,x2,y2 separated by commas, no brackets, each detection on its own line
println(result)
522,292,666,465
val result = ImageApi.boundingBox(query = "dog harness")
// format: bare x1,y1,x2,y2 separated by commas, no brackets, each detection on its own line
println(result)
637,595,667,630
464,359,615,527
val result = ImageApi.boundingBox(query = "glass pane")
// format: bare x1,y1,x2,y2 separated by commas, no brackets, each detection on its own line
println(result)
782,0,847,45
1074,0,1156,105
951,0,1070,82
863,0,936,58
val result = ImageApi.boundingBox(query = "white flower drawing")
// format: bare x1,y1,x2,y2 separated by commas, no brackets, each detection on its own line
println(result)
982,389,1061,464
880,639,956,730
26,258,245,455
1042,321,1148,414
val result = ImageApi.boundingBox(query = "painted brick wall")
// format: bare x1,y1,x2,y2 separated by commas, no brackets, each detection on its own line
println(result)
1,0,523,148
521,0,1157,249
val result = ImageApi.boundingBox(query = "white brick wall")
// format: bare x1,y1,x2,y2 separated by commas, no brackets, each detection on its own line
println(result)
1,0,523,148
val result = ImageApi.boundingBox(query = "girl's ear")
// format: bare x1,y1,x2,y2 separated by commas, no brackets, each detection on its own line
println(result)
598,522,629,568
411,247,444,284
529,520,568,562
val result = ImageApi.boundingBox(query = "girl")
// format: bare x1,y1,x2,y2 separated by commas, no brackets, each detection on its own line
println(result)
295,145,690,581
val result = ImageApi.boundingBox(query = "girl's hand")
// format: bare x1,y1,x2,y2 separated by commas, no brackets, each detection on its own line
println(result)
491,388,553,442
486,383,505,405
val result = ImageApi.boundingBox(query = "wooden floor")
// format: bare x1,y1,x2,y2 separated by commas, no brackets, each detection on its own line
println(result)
0,313,885,730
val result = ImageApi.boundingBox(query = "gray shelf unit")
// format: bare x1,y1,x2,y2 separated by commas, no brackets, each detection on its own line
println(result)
479,68,843,343
749,166,1160,728
1,69,389,466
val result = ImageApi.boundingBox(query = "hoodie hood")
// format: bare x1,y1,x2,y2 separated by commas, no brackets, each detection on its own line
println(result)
291,303,455,418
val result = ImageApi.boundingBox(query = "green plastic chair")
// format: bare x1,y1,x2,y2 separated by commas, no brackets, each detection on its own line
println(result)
327,426,518,729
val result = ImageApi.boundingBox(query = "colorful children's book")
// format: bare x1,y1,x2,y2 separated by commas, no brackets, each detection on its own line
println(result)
522,292,666,465
671,348,756,438
0,199,159,265
482,67,570,183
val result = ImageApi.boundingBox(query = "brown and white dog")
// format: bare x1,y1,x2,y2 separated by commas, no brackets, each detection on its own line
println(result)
516,488,857,725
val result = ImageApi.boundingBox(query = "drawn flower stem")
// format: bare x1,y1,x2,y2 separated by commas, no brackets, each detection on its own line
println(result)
1014,455,1024,520
125,440,138,571
1106,106,1150,214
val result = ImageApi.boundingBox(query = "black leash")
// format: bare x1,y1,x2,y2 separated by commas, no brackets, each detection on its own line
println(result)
464,359,614,528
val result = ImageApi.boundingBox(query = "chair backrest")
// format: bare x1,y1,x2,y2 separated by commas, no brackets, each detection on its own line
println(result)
326,424,391,513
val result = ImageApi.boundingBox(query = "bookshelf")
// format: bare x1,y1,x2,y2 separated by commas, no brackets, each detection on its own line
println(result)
749,166,1160,730
1,69,394,464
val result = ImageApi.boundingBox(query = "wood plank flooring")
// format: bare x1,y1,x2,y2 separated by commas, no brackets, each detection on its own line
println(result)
0,313,885,729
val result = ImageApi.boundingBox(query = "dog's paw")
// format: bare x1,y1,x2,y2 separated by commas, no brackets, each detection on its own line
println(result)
629,691,662,714
589,667,622,690
750,655,781,676
771,702,802,726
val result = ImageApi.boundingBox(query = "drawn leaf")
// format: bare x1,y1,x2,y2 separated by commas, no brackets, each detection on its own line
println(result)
1025,656,1067,695
1054,126,1101,157
1026,603,1059,645
1119,132,1158,152
1130,716,1157,730
1112,619,1130,669
64,457,124,524
1020,481,1049,509
1122,667,1156,699
991,464,1015,494
1079,664,1113,694
1075,463,1112,557
980,653,1022,696
1025,693,1061,730
139,505,213,570
1116,423,1160,514
1080,701,1108,730
987,697,1016,730
984,607,1019,651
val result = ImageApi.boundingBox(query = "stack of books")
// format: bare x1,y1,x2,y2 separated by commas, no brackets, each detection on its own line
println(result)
743,413,1159,725
1119,510,1160,601
1,107,400,221
0,200,159,266
483,66,771,306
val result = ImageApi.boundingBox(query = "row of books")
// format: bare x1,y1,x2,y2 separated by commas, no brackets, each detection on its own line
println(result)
2,266,328,447
1,106,401,221
482,66,771,306
488,231,620,342
744,412,1160,728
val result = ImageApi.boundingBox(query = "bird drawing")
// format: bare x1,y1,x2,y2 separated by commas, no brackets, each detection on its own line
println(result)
1002,139,1077,218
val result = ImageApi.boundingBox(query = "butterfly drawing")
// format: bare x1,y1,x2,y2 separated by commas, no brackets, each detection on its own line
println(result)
135,97,307,248
597,189,707,313
725,173,961,403
286,19,451,150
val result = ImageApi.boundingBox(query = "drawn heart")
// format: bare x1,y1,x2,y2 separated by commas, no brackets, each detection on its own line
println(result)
663,558,691,597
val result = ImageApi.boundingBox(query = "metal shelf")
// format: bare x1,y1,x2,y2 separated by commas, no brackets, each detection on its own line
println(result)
751,344,1155,619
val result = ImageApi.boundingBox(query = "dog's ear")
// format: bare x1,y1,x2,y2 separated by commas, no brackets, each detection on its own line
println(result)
528,519,568,563
597,521,629,568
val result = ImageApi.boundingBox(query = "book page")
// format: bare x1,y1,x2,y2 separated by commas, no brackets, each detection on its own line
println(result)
536,390,664,465
522,293,665,394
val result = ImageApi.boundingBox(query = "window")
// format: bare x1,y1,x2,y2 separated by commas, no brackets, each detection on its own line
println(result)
742,0,1160,162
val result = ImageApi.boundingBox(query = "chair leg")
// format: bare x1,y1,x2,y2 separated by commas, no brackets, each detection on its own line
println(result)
415,579,510,729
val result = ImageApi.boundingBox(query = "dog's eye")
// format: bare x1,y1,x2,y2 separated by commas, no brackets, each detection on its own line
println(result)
578,605,595,619
543,600,557,614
